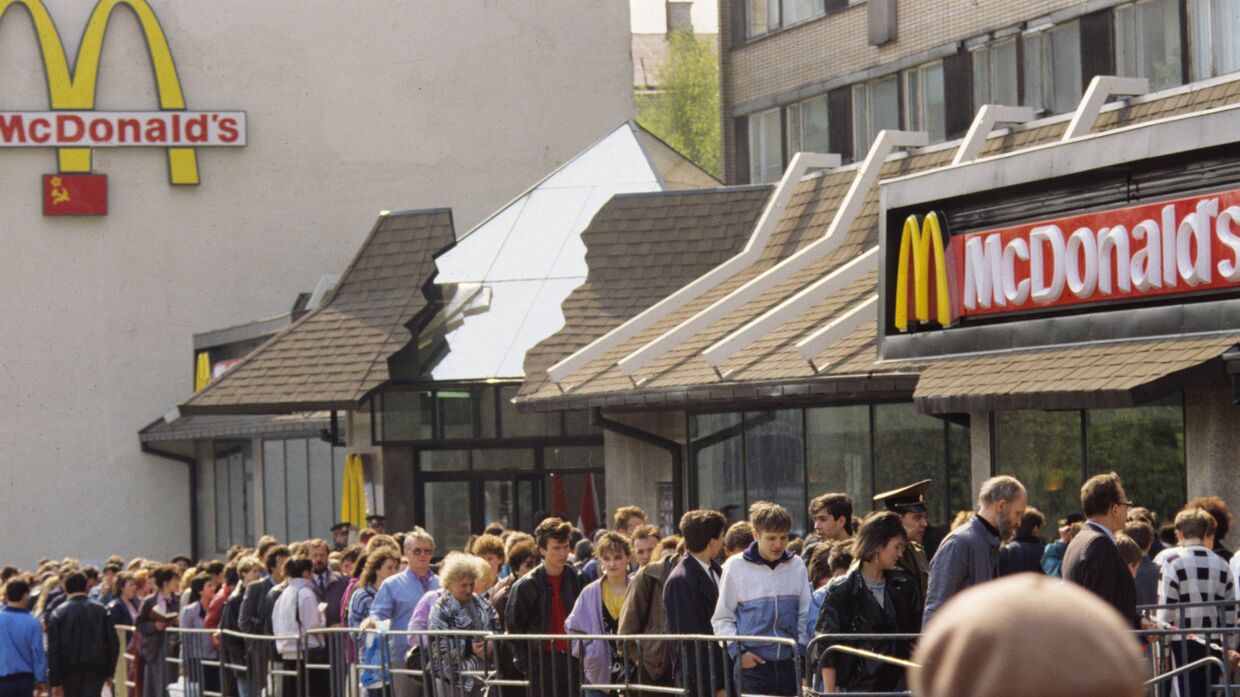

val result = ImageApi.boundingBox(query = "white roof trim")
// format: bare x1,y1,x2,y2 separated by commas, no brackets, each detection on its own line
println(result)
704,246,878,370
952,105,1035,165
545,151,840,386
797,293,879,368
617,130,927,379
1062,76,1148,141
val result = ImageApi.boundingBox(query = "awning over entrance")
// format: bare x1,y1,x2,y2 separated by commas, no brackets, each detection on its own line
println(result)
139,412,330,444
180,209,457,415
913,334,1240,414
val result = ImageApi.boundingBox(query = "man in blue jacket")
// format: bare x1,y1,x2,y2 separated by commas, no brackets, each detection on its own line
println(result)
712,501,811,697
665,509,727,697
0,579,48,697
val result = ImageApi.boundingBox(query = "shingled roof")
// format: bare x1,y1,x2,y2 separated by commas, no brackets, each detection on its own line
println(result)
180,209,456,414
517,75,1240,412
518,185,774,399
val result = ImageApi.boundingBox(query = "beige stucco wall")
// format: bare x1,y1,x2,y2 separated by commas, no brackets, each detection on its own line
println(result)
1185,378,1240,550
0,1,632,567
602,411,687,533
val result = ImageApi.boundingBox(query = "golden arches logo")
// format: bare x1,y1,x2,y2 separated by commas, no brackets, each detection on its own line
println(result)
894,212,953,330
0,0,198,183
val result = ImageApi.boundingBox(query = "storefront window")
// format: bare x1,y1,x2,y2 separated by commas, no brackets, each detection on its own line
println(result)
546,445,604,469
437,390,475,439
694,404,970,535
692,412,746,525
994,397,1185,531
744,410,807,533
499,385,562,437
874,403,953,523
806,405,873,517
1086,396,1185,526
473,448,536,471
425,480,471,552
381,390,433,440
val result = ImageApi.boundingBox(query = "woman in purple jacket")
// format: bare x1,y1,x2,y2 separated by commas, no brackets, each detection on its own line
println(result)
566,532,634,697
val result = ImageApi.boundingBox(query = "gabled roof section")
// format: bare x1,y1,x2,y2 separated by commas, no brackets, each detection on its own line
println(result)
519,184,774,399
517,75,1240,412
180,209,456,415
418,122,718,381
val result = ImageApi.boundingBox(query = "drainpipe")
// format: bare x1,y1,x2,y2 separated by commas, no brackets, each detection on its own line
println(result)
589,407,684,526
142,442,200,561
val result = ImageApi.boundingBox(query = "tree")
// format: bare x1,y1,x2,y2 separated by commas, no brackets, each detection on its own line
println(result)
637,30,722,179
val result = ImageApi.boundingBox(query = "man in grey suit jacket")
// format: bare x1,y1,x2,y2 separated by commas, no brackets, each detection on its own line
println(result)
923,476,1027,627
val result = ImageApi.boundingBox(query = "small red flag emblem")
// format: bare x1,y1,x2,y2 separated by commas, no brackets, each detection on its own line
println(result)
43,174,107,216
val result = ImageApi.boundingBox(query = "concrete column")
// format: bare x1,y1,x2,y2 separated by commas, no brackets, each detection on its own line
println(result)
602,410,686,533
1185,378,1240,549
969,411,992,504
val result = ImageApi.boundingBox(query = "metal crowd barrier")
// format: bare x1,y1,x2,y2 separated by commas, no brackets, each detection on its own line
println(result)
489,632,801,697
1136,599,1240,697
114,624,137,697
803,633,920,697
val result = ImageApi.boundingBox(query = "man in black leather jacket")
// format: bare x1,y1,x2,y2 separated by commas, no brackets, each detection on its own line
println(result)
505,518,585,697
46,572,119,697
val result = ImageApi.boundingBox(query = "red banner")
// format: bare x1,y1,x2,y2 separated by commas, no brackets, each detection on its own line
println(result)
949,188,1240,319
43,174,107,216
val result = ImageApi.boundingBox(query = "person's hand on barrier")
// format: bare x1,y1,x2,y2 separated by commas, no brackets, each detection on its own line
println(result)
1228,649,1240,669
740,651,765,670
359,618,375,631
154,621,166,632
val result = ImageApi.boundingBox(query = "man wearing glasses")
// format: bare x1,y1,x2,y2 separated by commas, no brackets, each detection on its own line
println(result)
1063,473,1140,628
367,528,440,697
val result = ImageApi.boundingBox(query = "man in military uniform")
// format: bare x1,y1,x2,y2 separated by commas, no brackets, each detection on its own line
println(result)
874,479,933,599
365,514,386,534
330,522,350,551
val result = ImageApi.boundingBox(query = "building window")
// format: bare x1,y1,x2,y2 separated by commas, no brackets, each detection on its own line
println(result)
993,394,1185,533
746,0,780,37
786,94,830,155
851,75,900,157
1116,0,1184,91
1023,21,1083,115
1190,0,1240,79
211,442,254,551
748,108,784,184
972,38,1020,108
692,404,970,535
373,384,593,443
261,437,346,542
745,0,830,39
904,61,947,143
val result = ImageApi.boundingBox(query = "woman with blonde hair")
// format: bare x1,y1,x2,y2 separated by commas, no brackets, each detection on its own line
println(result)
566,531,634,696
427,555,500,697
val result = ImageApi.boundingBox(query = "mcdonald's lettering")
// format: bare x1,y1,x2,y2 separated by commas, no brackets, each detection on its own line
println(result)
891,187,1240,331
0,0,246,190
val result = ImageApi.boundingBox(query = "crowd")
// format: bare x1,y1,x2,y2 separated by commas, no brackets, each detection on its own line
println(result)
3,472,1240,697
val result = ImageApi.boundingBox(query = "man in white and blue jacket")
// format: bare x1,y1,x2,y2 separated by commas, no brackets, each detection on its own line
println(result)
712,501,812,696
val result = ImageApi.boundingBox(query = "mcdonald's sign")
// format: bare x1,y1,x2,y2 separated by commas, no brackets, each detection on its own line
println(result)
0,0,246,209
893,211,956,331
891,188,1240,332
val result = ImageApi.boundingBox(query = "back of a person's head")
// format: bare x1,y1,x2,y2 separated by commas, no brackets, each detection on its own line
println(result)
1122,521,1154,552
912,574,1144,697
680,509,727,554
282,556,314,580
613,505,647,529
4,579,29,603
724,521,754,551
1185,496,1231,540
0,566,18,582
1016,507,1044,538
264,545,292,572
631,524,659,543
748,501,792,534
1174,507,1215,541
64,571,88,595
1115,533,1143,567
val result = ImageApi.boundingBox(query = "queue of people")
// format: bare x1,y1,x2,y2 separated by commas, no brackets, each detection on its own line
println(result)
3,474,1240,697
